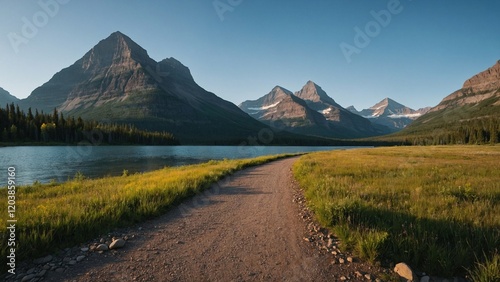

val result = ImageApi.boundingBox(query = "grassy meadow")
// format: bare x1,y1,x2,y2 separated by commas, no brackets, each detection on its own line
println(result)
0,154,295,270
293,146,500,279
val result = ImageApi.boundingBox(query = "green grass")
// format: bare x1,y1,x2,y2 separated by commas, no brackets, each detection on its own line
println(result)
293,146,500,278
0,154,295,271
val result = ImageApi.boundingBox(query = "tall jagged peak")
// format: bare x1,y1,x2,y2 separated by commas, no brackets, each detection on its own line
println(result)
294,81,336,104
80,31,153,70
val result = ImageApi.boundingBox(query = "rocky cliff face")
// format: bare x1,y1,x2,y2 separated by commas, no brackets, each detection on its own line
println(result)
431,60,500,112
19,32,268,143
402,60,500,135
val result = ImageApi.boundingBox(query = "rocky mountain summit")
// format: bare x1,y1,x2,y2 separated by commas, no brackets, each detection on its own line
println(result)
240,81,389,138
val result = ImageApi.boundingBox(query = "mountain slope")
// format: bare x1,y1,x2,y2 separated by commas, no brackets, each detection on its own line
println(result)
240,81,390,138
239,86,331,136
19,32,272,144
348,98,429,131
393,60,500,144
0,87,19,106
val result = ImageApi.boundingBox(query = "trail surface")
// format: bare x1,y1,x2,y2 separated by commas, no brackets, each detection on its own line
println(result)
43,157,369,281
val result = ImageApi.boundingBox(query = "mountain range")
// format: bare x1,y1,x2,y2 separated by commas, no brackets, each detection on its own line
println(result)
347,98,430,131
239,81,390,138
3,31,497,144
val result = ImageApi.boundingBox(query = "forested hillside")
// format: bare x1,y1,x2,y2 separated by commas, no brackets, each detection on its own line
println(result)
0,103,178,145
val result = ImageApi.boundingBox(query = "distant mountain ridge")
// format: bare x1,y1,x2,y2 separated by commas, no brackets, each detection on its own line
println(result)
240,81,390,138
0,87,19,105
347,98,430,131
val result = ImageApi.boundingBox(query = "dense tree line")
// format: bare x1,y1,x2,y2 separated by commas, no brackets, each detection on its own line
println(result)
403,117,500,146
0,103,178,145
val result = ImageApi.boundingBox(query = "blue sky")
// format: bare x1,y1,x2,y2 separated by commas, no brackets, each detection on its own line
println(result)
0,0,499,110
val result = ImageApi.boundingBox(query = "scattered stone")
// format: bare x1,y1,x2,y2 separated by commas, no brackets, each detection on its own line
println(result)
21,274,35,282
33,255,53,264
340,276,348,281
347,256,354,263
36,270,47,277
176,240,184,245
76,255,86,262
68,260,77,265
327,238,334,247
394,262,418,282
63,257,71,263
332,250,338,255
420,276,430,282
55,267,65,273
99,238,105,243
96,244,109,251
81,247,89,252
338,258,345,264
364,273,372,280
355,271,363,277
109,238,126,249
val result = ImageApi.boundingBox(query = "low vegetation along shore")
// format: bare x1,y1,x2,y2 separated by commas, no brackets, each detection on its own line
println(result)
0,154,296,273
293,146,500,281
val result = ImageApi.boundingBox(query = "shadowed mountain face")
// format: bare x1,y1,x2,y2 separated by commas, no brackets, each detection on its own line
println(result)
0,87,19,106
19,32,271,144
348,98,430,131
240,81,390,138
400,60,500,136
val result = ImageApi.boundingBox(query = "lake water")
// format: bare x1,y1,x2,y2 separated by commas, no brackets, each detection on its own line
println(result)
0,146,364,185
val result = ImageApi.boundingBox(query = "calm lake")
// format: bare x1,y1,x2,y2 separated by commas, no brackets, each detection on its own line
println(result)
0,146,364,185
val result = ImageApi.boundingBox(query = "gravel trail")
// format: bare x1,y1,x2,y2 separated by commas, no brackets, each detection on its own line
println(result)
36,157,382,281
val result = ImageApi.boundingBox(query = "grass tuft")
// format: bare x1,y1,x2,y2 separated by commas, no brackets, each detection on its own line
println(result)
468,253,500,282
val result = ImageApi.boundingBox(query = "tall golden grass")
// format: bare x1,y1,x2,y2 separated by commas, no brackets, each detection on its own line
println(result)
293,146,500,279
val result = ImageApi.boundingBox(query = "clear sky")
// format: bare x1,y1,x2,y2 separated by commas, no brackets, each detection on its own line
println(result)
0,0,499,110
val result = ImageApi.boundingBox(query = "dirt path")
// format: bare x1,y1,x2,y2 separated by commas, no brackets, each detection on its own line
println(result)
34,157,385,281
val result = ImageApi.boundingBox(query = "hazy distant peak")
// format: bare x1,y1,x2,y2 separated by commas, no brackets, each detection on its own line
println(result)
0,87,20,105
370,97,406,111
